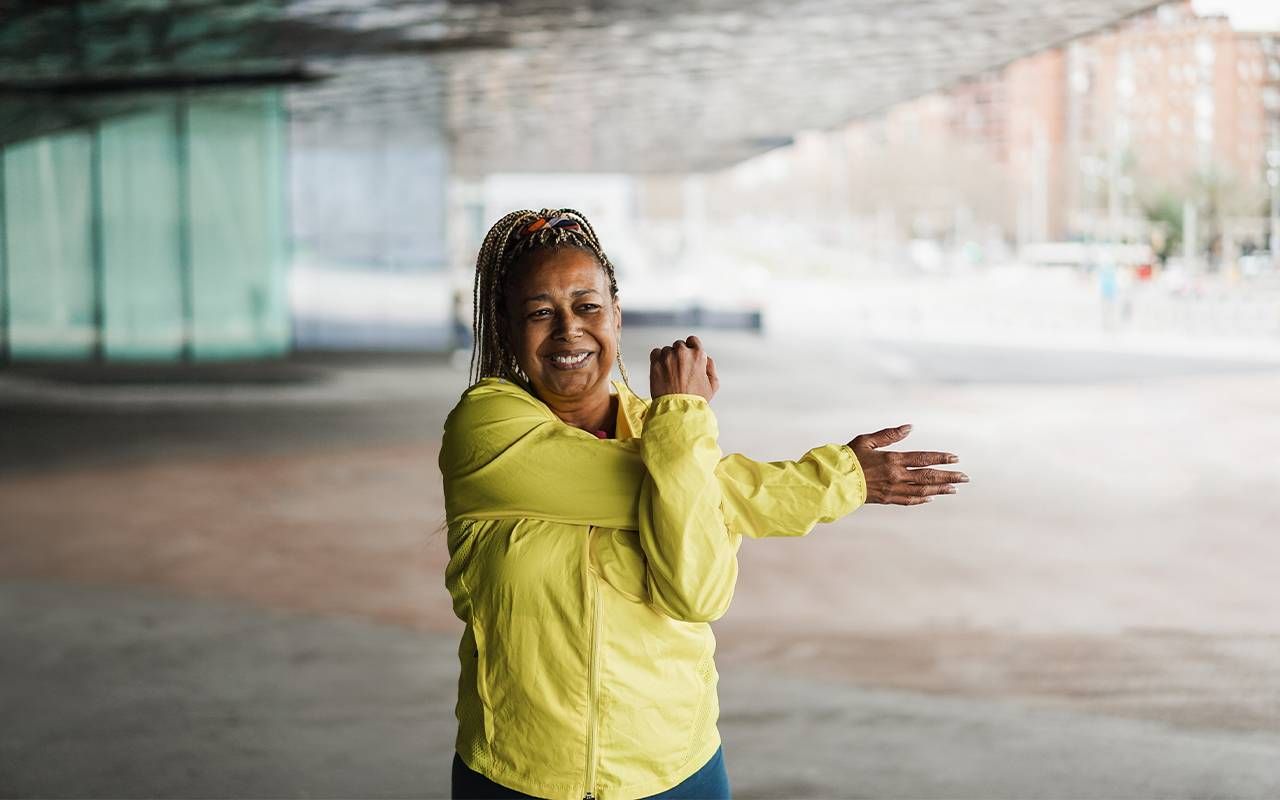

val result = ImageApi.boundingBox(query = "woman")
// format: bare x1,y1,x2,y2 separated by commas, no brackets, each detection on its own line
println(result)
438,209,966,800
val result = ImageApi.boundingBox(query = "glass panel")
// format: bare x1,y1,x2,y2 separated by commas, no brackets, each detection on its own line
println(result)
0,156,6,360
2,130,96,359
98,106,185,360
186,89,289,359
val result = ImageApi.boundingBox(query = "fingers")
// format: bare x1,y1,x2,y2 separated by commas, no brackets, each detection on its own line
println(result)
852,424,912,451
884,484,955,504
653,337,708,368
870,469,967,505
671,336,703,354
909,483,956,497
650,335,715,400
651,343,695,360
900,450,959,467
906,467,969,485
659,336,703,353
885,496,933,506
665,335,706,368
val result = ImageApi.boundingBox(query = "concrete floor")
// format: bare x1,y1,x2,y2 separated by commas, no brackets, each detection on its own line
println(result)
2,328,1279,798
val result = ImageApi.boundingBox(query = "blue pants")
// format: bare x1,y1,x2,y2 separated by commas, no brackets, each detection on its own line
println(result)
451,745,731,799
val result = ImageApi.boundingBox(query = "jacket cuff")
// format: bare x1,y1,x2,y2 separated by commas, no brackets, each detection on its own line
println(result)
835,444,869,508
650,393,709,409
643,393,718,454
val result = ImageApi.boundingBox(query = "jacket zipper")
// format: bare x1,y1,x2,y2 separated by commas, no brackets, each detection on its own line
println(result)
583,529,604,800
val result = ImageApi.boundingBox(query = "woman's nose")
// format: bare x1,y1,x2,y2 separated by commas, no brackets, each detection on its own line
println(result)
552,311,582,339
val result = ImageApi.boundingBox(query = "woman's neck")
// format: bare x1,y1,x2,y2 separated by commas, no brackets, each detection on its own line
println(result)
543,389,617,437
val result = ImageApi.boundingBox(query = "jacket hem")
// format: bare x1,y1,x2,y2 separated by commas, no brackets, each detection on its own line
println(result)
456,731,723,800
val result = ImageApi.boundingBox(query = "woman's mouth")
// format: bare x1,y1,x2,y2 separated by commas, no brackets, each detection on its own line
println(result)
547,351,593,370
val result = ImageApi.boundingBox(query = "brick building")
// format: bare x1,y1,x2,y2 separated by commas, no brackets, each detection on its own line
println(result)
810,1,1279,254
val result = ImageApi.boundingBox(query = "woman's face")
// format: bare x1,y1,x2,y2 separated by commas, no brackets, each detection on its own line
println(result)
503,247,621,405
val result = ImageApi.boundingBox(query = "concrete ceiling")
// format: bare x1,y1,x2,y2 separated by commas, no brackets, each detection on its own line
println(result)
1,0,1161,174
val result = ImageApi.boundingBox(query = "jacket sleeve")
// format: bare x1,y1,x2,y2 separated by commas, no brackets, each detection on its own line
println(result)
439,383,644,529
714,445,868,539
440,380,867,541
637,393,740,623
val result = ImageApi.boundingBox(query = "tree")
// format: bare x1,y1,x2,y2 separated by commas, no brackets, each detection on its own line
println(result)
1139,189,1182,265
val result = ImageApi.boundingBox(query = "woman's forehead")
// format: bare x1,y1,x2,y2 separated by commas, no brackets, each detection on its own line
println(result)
510,249,606,292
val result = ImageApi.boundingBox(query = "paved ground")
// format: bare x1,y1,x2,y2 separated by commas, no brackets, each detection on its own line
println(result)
2,327,1279,798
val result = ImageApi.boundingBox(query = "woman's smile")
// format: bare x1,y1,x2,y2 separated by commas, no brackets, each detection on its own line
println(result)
547,350,594,369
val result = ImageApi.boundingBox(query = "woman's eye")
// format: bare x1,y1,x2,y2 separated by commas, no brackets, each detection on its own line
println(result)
529,309,551,319
579,304,600,312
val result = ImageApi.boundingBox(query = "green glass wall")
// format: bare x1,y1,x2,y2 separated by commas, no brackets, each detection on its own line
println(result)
187,94,289,359
99,108,186,360
3,130,97,359
0,88,289,363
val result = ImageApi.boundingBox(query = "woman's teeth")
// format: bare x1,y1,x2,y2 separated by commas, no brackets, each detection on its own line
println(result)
551,352,591,367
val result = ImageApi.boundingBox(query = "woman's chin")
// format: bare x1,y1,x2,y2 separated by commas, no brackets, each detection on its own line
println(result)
535,369,604,400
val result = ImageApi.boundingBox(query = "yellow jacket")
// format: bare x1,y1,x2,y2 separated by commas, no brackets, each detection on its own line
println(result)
439,376,867,800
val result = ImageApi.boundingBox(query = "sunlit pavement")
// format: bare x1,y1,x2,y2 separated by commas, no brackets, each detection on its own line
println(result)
3,326,1279,798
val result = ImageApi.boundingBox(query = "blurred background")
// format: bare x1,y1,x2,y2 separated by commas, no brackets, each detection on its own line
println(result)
2,0,1279,797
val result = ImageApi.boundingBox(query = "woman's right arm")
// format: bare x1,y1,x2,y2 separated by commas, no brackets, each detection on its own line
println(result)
439,382,645,529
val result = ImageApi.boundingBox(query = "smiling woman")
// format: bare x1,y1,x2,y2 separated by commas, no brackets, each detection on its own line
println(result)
438,208,967,800
504,247,624,436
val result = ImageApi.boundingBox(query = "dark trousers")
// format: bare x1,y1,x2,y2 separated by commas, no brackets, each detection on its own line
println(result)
451,745,731,799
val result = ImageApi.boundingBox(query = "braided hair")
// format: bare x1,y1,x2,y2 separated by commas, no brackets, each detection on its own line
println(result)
469,207,636,396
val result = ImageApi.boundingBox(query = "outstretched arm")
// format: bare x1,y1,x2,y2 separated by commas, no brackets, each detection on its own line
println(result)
716,425,969,538
716,445,867,539
440,369,965,533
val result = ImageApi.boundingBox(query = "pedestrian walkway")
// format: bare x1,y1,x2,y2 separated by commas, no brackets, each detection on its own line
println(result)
3,339,1278,798
4,581,1278,799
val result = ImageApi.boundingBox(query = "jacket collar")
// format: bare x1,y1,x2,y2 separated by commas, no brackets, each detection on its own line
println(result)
479,376,651,438
611,379,651,439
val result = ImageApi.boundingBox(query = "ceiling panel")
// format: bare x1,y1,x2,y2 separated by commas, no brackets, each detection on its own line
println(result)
0,0,1161,173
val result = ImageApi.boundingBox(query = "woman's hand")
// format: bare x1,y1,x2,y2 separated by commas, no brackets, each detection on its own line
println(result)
847,424,967,505
650,335,719,402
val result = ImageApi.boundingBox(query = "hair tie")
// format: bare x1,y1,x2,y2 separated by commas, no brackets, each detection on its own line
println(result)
518,214,582,239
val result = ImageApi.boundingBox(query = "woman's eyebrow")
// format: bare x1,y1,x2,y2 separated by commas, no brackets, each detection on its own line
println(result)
523,288,601,303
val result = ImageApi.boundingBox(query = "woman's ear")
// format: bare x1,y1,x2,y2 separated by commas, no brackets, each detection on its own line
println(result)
613,297,622,335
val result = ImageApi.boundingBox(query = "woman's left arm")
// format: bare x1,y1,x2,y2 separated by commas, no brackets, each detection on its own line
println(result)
714,425,965,537
714,445,867,539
